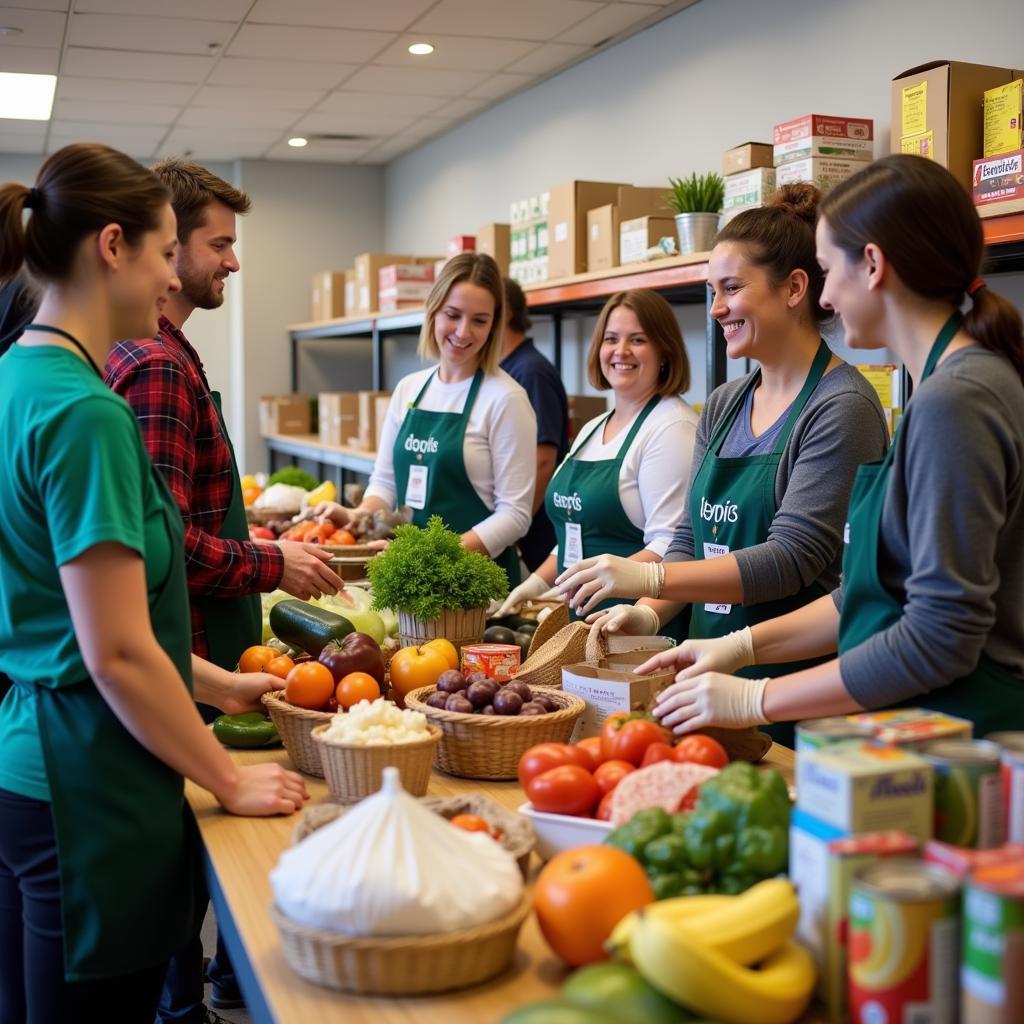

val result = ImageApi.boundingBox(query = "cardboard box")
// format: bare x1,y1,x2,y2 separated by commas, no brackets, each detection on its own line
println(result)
773,114,874,166
475,222,510,277
446,234,475,257
567,394,608,437
723,142,774,175
775,156,862,192
344,269,356,314
374,395,392,452
972,149,1024,206
311,271,346,321
587,187,670,271
354,252,412,315
356,391,391,451
259,395,310,436
561,654,672,740
724,167,777,211
318,392,359,448
378,285,431,312
619,215,676,265
984,79,1023,157
547,179,624,279
378,263,433,290
891,61,1024,191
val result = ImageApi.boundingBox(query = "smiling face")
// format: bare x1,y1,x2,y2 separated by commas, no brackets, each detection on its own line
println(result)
816,216,885,350
175,199,239,311
598,304,661,401
433,281,496,377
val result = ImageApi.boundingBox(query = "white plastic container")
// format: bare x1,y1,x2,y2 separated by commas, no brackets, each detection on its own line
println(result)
518,802,613,861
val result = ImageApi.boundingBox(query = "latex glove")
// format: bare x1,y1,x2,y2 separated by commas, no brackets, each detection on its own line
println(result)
634,627,754,678
493,572,558,618
586,603,661,635
555,555,663,617
652,672,770,733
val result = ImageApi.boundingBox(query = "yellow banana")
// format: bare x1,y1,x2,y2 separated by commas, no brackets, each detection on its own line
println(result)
605,894,731,961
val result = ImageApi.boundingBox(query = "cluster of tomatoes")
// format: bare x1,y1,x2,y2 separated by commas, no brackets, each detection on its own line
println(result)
278,519,356,546
518,712,730,821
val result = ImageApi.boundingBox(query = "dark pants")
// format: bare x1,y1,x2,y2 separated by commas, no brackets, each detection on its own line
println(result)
0,787,167,1024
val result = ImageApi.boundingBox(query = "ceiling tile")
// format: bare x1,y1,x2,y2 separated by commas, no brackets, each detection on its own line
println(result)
372,33,535,71
0,7,66,47
0,43,58,73
357,137,419,163
177,106,298,130
156,137,268,160
49,137,155,159
73,0,250,19
431,96,490,120
293,110,415,136
315,90,446,118
399,115,456,140
62,46,213,82
227,24,394,64
342,64,488,98
248,0,436,32
69,13,234,55
468,72,533,99
557,2,661,44
54,98,181,124
0,1,68,10
1,134,45,153
207,57,355,90
192,84,324,110
265,138,379,161
49,118,167,142
0,116,47,140
505,41,587,75
56,75,195,104
411,0,604,41
160,125,283,146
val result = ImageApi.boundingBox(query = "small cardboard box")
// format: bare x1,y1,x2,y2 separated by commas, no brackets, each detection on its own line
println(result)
724,167,777,211
318,392,359,448
475,223,510,277
343,269,356,314
984,79,1023,157
775,157,862,193
353,252,412,315
587,186,670,271
311,271,346,321
373,395,392,452
567,394,608,437
722,142,774,175
259,395,310,436
356,391,391,451
619,215,676,264
379,263,434,290
547,179,625,280
973,149,1024,206
772,114,874,166
446,234,476,257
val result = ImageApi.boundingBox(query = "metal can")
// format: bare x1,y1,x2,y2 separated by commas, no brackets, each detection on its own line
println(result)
796,715,875,754
922,739,1004,849
962,860,1024,1024
459,643,520,682
986,733,1024,843
849,859,961,1024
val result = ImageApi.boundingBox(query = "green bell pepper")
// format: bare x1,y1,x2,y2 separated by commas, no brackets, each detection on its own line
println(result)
212,712,280,749
605,806,672,861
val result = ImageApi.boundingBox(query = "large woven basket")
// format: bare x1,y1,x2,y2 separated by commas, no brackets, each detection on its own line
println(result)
311,723,441,804
272,894,530,995
404,686,585,780
261,690,332,777
397,606,486,652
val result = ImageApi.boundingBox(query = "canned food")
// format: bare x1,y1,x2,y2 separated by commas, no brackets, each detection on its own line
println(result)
849,859,961,1024
796,716,875,754
986,733,1024,843
922,739,1003,849
460,643,520,682
849,708,973,747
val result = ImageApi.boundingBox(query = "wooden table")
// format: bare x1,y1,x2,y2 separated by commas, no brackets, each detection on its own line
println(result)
186,745,796,1024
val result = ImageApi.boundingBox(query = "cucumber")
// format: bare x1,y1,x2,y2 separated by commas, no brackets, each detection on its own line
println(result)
269,599,355,656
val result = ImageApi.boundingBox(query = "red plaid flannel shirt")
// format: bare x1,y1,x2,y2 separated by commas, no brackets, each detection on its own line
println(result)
105,316,284,658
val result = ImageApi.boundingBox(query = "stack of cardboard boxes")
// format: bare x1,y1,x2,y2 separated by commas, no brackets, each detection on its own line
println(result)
587,185,672,270
509,192,550,284
773,113,874,193
721,142,775,224
378,263,434,313
317,390,392,453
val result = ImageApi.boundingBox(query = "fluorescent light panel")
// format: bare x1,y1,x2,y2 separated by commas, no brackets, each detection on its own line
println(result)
0,72,57,120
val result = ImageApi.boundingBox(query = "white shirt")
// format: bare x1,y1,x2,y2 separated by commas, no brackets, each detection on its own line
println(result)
365,367,537,558
552,394,698,557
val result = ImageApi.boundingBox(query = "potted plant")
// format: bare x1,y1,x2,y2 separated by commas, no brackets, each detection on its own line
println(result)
667,172,725,255
367,515,509,651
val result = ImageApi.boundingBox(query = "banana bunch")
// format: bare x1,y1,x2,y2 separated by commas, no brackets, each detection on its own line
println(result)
607,878,815,1024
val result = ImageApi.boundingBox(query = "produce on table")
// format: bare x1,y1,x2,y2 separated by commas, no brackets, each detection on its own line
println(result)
608,761,719,827
249,525,275,540
600,712,672,766
212,712,279,749
518,743,591,788
267,466,319,490
318,632,386,687
252,482,309,514
283,660,335,710
389,644,450,708
671,735,730,769
421,672,561,718
335,671,381,709
270,599,355,657
422,637,458,670
303,479,336,508
527,765,602,817
312,589,388,645
593,760,636,796
321,698,430,745
449,813,503,839
343,507,411,543
238,644,281,674
264,654,294,680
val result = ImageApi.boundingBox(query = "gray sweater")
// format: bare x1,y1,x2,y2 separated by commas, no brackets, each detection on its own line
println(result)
835,347,1024,707
665,362,890,604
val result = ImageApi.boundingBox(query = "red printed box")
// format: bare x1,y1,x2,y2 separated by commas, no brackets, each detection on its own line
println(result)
972,149,1024,205
773,114,874,165
446,234,476,257
378,263,434,291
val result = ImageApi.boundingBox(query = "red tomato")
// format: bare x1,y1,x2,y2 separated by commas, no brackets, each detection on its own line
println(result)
526,765,601,817
671,734,730,769
595,789,616,821
574,736,605,772
640,741,676,768
592,759,636,796
600,713,670,766
518,743,590,789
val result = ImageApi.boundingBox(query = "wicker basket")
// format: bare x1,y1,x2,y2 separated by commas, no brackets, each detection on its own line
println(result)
311,723,441,804
404,686,585,780
272,894,530,995
397,607,486,652
513,622,590,689
261,690,333,777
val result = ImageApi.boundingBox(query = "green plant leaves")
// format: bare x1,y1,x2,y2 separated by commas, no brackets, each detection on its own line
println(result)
667,173,725,214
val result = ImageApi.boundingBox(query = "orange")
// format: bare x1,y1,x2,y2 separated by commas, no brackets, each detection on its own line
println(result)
241,485,263,507
264,654,294,680
336,671,381,709
422,638,458,670
284,661,335,710
331,528,357,546
238,644,280,674
450,814,492,835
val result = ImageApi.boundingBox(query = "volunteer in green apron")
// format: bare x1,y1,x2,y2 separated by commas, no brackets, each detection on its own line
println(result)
494,290,697,635
0,144,307,1023
640,156,1023,739
317,253,537,588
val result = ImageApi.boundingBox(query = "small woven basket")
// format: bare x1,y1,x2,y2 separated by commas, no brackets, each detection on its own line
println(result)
397,606,486,652
261,690,332,777
311,723,441,804
513,621,591,690
404,686,585,780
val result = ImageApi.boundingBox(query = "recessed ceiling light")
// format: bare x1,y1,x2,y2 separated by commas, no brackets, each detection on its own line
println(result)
287,136,308,148
408,42,434,56
0,26,25,36
0,72,56,120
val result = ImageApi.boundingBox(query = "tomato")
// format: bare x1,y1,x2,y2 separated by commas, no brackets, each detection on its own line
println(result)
450,813,491,834
518,743,591,789
595,789,616,821
336,671,381,709
422,638,459,671
671,734,730,769
305,523,337,545
280,521,317,542
264,654,295,680
331,528,357,546
574,736,605,772
249,526,275,540
284,661,335,710
388,644,449,708
526,765,600,818
238,644,280,674
640,741,676,768
592,759,636,796
600,713,670,766
534,845,653,966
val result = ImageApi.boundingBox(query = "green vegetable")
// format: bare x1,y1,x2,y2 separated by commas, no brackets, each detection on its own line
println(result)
267,465,318,490
311,588,385,644
366,515,509,621
212,712,279,749
606,806,672,861
562,962,693,1024
269,599,355,656
642,833,689,871
484,625,518,644
501,1001,625,1024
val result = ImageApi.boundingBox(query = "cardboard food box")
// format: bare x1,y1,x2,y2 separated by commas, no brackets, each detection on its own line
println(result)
318,392,359,448
775,156,862,192
587,186,671,271
722,142,774,175
353,252,412,315
724,167,777,212
446,234,476,257
773,114,874,166
343,269,356,314
311,271,346,322
259,395,310,436
355,390,391,451
891,60,1024,191
567,394,608,437
547,179,624,280
475,223,510,277
984,79,1023,157
378,263,434,290
373,395,392,452
972,149,1024,206
619,215,676,265
378,264,434,312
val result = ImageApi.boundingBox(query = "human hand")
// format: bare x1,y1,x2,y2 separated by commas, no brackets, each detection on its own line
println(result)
313,501,353,528
493,572,558,617
217,762,308,816
277,541,342,599
586,603,661,635
635,627,754,678
555,555,663,616
652,672,770,733
219,671,281,715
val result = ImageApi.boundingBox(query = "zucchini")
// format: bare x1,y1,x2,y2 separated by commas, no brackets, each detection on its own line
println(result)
269,599,355,656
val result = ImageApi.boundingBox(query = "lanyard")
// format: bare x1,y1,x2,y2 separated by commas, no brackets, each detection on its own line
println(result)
22,323,103,378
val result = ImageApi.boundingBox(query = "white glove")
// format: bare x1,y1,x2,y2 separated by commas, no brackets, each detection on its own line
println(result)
555,555,663,616
652,672,770,733
586,603,661,635
633,627,754,678
493,572,557,618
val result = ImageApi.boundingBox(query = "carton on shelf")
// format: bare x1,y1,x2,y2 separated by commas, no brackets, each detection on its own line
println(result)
984,79,1023,157
378,263,434,290
587,186,671,271
475,223,510,277
356,391,391,451
353,252,412,315
547,180,625,280
567,394,608,438
259,395,310,436
344,269,356,315
446,234,476,257
775,156,863,193
722,142,774,175
723,167,777,212
773,114,874,166
318,392,359,448
891,60,1024,191
373,395,392,453
311,271,346,322
619,215,676,265
973,149,1024,206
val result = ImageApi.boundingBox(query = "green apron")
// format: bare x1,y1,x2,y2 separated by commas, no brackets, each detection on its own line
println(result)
393,369,521,587
838,314,1022,736
36,467,200,981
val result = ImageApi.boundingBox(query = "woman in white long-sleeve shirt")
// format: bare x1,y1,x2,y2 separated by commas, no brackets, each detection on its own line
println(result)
320,253,536,586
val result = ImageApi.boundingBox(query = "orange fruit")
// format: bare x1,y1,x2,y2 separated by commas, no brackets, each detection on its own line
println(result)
422,638,458,670
242,485,263,507
264,654,294,680
238,644,280,674
331,528,357,546
284,661,335,710
450,813,492,834
336,671,381,709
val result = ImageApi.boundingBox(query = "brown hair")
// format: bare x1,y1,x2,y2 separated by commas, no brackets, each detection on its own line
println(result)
715,182,829,324
504,276,532,334
151,158,251,244
419,253,505,374
820,154,1024,381
0,143,169,284
587,289,691,396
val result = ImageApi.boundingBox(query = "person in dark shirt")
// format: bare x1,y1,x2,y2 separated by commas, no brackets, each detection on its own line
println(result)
499,278,569,572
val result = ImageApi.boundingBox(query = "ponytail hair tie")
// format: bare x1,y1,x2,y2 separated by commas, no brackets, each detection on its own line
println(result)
23,187,41,211
967,278,986,299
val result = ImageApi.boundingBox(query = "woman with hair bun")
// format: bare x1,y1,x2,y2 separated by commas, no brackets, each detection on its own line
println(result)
643,155,1024,738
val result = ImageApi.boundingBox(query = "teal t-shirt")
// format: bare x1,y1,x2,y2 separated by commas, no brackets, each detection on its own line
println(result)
0,344,176,800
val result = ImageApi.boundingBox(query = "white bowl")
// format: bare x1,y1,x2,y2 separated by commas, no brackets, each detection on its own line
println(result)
517,801,613,861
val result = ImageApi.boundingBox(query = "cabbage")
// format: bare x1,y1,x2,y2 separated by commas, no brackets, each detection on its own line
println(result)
261,589,292,642
377,605,399,638
311,588,385,644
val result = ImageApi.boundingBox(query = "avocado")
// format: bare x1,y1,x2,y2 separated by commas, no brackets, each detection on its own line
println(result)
483,625,518,645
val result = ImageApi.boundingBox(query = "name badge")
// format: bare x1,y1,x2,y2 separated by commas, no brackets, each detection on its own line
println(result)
563,522,583,568
406,464,428,510
702,541,732,615
844,522,850,545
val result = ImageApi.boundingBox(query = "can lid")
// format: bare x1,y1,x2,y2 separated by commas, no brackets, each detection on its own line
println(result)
921,738,1002,764
854,859,961,900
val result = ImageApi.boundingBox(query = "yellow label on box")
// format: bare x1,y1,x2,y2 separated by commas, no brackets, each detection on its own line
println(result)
901,131,934,159
984,79,1023,158
857,364,896,409
902,80,928,137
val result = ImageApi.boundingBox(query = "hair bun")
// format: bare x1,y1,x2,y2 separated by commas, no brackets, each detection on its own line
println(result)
768,182,821,228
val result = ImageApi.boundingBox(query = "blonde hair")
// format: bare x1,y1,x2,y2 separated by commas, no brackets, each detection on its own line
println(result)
418,253,505,374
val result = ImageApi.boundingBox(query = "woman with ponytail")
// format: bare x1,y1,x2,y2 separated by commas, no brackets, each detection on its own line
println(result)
639,155,1024,739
